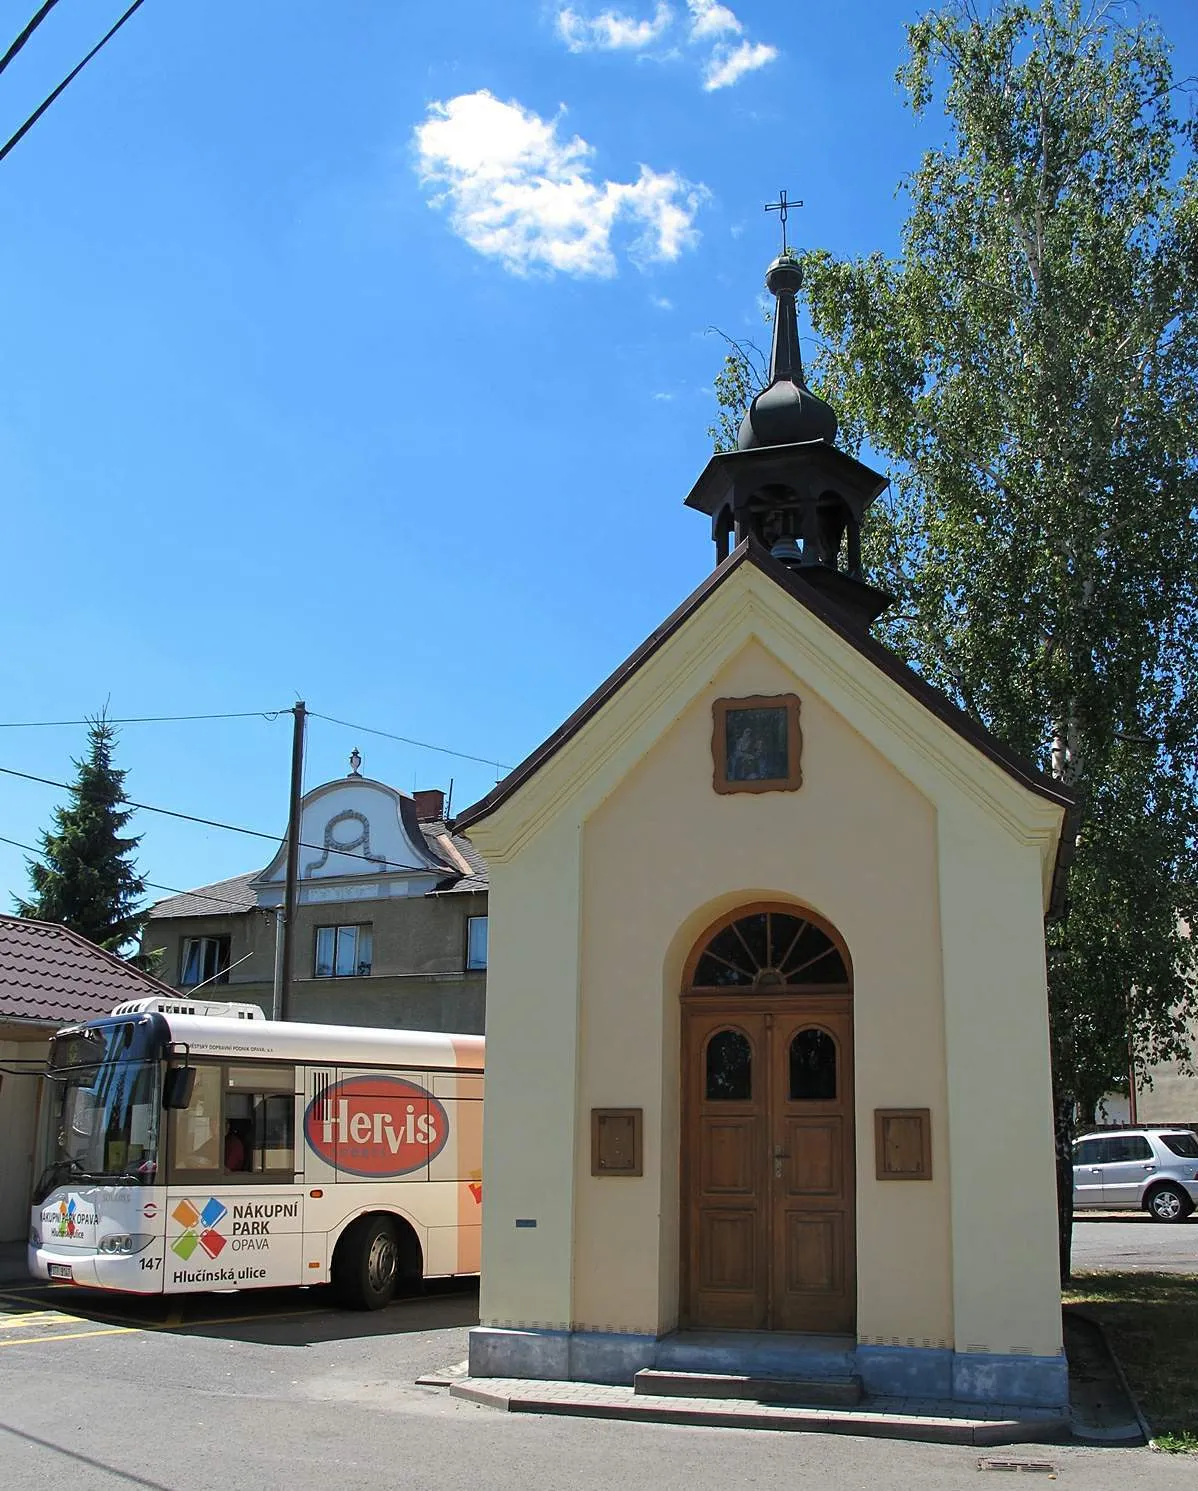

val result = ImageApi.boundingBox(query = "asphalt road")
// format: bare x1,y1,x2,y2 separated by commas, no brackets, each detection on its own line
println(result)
0,1277,1193,1491
1071,1212,1198,1273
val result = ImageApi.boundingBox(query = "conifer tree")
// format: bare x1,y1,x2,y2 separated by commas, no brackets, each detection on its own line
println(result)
17,715,148,953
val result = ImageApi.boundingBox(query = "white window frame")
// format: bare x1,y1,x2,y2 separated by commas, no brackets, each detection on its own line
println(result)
180,935,230,988
466,915,488,971
314,924,373,979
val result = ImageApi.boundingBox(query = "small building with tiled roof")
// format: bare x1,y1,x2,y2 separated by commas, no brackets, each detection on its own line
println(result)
141,768,489,1035
0,915,180,1242
462,248,1072,1413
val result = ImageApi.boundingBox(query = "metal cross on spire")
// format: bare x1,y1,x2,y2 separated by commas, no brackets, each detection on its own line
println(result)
764,188,802,256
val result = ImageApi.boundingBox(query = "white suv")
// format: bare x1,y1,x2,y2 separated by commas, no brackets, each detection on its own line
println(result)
1072,1128,1198,1222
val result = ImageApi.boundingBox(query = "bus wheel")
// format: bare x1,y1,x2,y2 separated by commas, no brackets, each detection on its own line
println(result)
332,1216,399,1310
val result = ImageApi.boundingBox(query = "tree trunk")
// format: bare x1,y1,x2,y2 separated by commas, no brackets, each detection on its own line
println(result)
1054,1092,1075,1285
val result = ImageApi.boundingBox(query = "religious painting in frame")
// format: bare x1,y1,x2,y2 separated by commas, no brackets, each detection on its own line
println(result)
712,694,803,795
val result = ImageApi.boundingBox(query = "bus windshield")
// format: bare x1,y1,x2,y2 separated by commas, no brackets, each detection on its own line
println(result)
35,1018,164,1201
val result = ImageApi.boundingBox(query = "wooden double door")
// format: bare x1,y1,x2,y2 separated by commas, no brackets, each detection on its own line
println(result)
682,998,856,1333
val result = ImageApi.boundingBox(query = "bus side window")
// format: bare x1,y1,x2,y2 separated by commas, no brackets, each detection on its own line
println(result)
254,1094,295,1173
224,1065,296,1177
170,1065,223,1174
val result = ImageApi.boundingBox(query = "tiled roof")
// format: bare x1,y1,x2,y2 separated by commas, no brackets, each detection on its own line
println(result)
0,915,181,1026
146,826,489,922
145,872,260,921
424,822,489,893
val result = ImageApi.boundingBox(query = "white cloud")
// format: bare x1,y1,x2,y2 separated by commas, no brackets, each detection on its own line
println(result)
703,38,777,90
413,90,707,277
557,2,673,52
652,390,675,400
685,0,741,39
554,1,775,89
650,294,674,310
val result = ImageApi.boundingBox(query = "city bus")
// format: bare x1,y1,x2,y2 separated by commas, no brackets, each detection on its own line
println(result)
27,996,483,1309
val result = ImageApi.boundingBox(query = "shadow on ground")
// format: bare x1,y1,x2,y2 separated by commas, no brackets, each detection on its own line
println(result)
0,1274,479,1346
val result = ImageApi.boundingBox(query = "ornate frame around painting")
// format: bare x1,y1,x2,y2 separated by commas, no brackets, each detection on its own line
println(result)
712,694,803,795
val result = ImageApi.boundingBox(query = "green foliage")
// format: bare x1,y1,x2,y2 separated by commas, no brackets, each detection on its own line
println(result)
713,0,1198,1127
16,715,149,955
707,331,767,453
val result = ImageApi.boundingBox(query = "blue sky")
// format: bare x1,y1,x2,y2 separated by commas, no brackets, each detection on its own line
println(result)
1,0,1196,911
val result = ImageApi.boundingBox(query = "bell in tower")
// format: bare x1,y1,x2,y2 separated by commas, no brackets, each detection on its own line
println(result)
684,200,893,632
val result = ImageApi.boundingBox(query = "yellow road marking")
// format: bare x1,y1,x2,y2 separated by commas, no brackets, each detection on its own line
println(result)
0,1312,80,1329
0,1304,326,1346
0,1326,131,1347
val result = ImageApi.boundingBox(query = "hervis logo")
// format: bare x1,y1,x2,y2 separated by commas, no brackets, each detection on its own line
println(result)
304,1075,449,1177
171,1198,228,1261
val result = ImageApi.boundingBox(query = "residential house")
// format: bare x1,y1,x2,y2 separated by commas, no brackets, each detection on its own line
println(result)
142,763,488,1033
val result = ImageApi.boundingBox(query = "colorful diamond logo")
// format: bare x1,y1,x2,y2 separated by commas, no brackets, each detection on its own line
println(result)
171,1198,228,1261
171,1231,200,1261
200,1198,227,1229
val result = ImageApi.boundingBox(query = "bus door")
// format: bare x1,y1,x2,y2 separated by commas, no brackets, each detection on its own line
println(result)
164,1060,304,1291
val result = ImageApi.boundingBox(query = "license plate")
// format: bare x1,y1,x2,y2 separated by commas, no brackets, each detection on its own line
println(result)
47,1264,72,1280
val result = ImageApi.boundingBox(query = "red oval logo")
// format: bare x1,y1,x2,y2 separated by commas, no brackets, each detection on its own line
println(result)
303,1076,449,1177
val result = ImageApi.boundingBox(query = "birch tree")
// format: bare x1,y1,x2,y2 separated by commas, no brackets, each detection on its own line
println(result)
713,0,1198,1273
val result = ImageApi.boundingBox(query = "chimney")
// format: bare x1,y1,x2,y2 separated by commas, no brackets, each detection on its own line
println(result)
412,788,445,823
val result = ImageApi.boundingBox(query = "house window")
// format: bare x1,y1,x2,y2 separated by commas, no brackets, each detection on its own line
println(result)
314,924,373,978
180,936,231,988
467,915,488,970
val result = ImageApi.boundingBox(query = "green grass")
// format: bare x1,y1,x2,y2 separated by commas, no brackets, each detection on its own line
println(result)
1064,1271,1198,1453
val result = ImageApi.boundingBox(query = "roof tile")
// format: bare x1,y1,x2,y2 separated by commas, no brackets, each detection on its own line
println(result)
0,915,184,1026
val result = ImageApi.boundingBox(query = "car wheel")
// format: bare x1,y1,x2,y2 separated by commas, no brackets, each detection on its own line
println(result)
332,1216,399,1309
1146,1185,1193,1223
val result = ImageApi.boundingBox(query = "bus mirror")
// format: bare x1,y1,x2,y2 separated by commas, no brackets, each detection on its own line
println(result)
163,1066,196,1110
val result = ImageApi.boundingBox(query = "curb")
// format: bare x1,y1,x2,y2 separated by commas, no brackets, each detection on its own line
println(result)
448,1381,1069,1447
1069,1309,1154,1449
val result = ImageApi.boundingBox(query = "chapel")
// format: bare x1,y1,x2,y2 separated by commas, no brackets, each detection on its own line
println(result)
455,237,1073,1411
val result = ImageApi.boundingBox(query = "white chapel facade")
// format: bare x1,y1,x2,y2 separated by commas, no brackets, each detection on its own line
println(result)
456,249,1073,1411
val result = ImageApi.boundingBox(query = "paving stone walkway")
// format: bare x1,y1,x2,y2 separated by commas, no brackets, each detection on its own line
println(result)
446,1374,1070,1447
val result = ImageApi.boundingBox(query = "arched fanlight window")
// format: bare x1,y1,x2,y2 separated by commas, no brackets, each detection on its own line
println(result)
705,1029,752,1101
692,910,848,991
789,1028,837,1100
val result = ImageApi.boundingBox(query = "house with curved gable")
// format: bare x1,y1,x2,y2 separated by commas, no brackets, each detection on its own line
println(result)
143,761,488,1033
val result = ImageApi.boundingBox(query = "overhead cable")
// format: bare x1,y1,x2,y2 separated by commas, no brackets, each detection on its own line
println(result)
0,0,149,166
0,832,260,911
0,1,64,80
0,762,454,870
0,709,285,728
309,710,512,772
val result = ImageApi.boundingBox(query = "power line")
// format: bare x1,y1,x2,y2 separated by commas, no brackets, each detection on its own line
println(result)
0,0,148,166
0,706,508,774
0,709,286,729
0,832,260,912
0,0,64,80
0,762,451,871
309,710,513,772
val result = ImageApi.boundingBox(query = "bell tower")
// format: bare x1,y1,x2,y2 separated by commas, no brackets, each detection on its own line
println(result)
685,209,893,631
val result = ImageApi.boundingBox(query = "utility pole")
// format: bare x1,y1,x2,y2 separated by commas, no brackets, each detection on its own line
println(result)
278,700,306,1021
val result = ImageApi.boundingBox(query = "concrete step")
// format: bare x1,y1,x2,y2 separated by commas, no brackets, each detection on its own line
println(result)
635,1368,863,1407
654,1329,857,1380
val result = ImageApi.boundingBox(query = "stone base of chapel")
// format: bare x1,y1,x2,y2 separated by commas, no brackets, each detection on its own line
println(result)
467,1326,1068,1411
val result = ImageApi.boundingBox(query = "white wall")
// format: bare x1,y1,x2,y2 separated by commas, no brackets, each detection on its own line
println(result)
0,1037,42,1242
